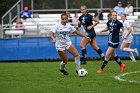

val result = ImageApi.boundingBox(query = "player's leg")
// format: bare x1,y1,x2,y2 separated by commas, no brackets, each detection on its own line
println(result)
80,37,90,64
111,50,125,72
112,50,122,66
127,44,136,62
90,37,105,60
120,42,136,62
58,50,69,75
67,44,80,73
97,47,114,73
121,39,139,55
111,50,126,72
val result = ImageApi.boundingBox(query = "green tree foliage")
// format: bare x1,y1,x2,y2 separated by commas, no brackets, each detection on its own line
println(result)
0,0,17,22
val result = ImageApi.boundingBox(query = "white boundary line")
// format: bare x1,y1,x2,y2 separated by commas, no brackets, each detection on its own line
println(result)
115,71,140,84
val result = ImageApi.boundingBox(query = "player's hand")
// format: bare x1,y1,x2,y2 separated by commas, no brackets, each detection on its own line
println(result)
85,36,91,42
122,35,127,40
87,37,91,42
99,30,103,35
52,38,56,43
87,25,93,30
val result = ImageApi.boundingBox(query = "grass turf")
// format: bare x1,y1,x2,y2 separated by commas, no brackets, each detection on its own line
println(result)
0,60,140,93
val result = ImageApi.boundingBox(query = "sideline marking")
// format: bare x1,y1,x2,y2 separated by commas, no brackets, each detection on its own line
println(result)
115,71,140,84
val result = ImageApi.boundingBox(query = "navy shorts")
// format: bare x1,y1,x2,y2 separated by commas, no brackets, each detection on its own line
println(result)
108,42,119,48
86,29,96,39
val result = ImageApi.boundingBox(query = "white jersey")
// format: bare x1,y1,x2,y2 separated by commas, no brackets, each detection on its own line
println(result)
122,20,133,43
51,23,76,51
122,20,133,38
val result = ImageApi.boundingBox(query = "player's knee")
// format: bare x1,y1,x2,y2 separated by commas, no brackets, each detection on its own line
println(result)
120,47,123,51
105,55,110,60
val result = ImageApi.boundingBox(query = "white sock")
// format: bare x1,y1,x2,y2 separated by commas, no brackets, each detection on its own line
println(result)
60,61,66,70
128,52,136,62
75,55,81,71
123,48,135,52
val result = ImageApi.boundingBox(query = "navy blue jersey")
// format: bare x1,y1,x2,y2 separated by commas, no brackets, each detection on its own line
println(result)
79,13,94,31
107,20,123,45
79,13,96,39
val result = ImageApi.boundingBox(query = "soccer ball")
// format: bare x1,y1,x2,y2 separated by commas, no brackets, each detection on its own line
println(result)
78,68,88,77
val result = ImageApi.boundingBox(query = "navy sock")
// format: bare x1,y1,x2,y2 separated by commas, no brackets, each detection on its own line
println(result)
82,48,87,58
96,48,105,60
114,56,122,66
101,60,108,69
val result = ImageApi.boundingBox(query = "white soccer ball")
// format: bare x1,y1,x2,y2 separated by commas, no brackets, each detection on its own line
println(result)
78,68,88,77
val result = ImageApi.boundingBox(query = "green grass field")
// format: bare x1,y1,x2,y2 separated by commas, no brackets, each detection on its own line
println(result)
0,60,140,93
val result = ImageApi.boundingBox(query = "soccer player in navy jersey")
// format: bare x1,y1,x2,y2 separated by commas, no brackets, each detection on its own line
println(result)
78,5,105,64
97,11,125,73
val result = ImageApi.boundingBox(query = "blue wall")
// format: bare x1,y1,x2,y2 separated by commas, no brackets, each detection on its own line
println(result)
0,35,140,61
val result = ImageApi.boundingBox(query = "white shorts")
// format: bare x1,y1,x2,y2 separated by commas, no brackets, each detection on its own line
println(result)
55,41,72,51
123,37,133,43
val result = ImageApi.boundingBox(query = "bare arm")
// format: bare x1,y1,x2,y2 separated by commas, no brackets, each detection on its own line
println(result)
92,18,99,27
74,30,87,38
74,30,90,41
122,27,132,39
100,27,109,34
78,21,82,28
50,32,56,43
87,18,99,30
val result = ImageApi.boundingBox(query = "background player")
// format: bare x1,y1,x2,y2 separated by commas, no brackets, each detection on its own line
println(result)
120,14,139,62
50,12,89,75
97,11,125,73
78,5,105,64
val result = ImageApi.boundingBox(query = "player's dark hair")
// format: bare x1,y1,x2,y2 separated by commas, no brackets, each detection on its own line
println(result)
61,11,68,18
122,14,127,17
121,13,127,20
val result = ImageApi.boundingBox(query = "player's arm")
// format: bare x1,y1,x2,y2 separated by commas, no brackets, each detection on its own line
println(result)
99,27,109,34
75,30,86,38
50,32,56,43
92,18,99,27
78,21,82,28
74,30,90,41
87,18,99,30
120,27,124,33
122,27,132,39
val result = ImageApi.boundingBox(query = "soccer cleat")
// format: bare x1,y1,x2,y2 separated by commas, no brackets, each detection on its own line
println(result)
60,69,69,75
120,64,125,72
76,70,78,75
97,68,103,73
134,48,139,56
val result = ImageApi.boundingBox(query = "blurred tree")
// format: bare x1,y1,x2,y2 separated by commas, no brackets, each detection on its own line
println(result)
0,0,17,23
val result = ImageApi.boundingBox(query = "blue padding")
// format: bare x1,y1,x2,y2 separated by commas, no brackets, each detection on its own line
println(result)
0,35,140,61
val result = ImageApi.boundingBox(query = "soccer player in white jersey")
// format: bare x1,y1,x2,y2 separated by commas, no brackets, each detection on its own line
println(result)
120,14,139,62
50,12,90,75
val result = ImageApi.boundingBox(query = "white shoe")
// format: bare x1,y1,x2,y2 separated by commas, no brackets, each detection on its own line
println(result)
132,60,136,62
134,48,139,56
